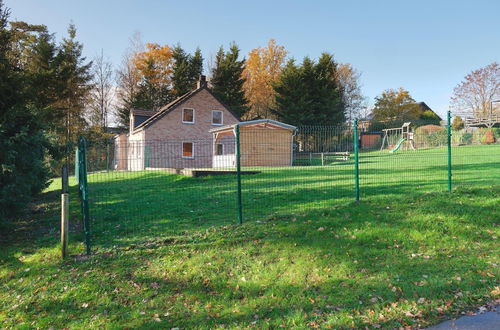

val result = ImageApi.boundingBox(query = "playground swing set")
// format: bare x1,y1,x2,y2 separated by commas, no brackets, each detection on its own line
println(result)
380,122,416,152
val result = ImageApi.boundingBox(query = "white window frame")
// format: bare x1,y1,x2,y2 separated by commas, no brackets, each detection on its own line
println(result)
181,142,194,159
182,108,195,124
211,110,224,126
215,143,224,156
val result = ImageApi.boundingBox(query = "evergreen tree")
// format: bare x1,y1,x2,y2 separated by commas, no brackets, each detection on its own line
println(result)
132,43,174,110
0,1,50,219
53,24,93,145
272,53,345,126
272,59,311,124
172,44,190,96
210,43,247,118
172,45,203,97
190,47,203,85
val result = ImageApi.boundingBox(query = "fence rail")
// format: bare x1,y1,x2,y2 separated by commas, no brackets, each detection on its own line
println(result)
76,115,500,253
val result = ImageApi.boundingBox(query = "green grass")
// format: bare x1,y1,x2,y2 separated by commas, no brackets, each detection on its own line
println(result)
1,144,499,329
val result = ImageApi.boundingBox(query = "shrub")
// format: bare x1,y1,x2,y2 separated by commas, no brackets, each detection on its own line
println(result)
462,132,473,145
451,116,464,130
482,129,496,144
473,129,486,144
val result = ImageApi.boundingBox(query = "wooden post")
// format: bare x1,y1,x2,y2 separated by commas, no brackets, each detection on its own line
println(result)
321,153,324,166
61,193,69,259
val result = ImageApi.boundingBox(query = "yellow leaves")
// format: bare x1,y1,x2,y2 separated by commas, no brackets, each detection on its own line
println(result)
242,39,287,118
132,43,174,87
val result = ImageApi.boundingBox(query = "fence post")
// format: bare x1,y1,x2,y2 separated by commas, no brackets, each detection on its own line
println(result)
447,110,452,192
75,147,79,184
354,120,360,201
61,165,69,259
78,137,91,254
235,124,243,224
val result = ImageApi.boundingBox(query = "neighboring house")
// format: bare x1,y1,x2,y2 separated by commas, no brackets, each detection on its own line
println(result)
359,102,442,131
115,76,240,170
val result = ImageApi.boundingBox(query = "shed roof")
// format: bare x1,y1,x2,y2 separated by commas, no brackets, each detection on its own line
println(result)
209,119,297,133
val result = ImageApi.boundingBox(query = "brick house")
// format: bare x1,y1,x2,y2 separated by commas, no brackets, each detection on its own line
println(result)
115,76,240,170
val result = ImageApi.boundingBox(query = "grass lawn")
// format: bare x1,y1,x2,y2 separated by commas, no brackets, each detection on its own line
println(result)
1,144,499,328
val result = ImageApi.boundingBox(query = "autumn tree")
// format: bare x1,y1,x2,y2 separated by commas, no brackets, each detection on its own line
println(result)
272,53,345,126
88,50,114,130
210,43,247,118
451,116,464,130
242,39,287,119
335,63,366,122
372,88,421,122
133,43,174,110
450,62,500,119
172,45,203,97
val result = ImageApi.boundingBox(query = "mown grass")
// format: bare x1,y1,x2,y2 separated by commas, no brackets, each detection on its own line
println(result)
0,144,499,329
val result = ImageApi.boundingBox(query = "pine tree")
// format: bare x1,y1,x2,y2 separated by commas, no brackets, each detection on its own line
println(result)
272,59,311,124
0,1,50,218
210,43,247,118
171,45,203,97
190,47,203,85
272,53,345,126
53,24,93,144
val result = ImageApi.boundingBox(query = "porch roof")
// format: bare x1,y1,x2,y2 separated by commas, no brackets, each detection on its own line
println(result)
209,119,297,134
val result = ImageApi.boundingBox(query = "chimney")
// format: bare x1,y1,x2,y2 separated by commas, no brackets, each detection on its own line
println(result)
197,75,207,89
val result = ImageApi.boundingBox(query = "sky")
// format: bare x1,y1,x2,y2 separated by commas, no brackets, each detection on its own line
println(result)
5,0,500,119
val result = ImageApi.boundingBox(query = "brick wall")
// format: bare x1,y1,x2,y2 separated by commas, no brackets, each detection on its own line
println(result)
134,88,239,169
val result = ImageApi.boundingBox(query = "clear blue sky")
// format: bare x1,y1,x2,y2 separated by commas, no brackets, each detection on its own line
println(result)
6,0,500,118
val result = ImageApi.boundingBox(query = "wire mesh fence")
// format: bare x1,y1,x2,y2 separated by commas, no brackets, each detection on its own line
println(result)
75,117,500,252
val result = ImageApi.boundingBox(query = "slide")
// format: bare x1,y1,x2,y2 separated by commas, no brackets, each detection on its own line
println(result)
390,138,406,153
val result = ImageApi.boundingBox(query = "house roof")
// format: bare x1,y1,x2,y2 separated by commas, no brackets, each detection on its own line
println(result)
417,102,442,120
132,109,157,117
360,102,442,122
209,119,297,133
132,85,241,132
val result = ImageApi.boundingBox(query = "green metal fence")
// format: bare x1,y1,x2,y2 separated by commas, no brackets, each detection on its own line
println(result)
76,113,500,253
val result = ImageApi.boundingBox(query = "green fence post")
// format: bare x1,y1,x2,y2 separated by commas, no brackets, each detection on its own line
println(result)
235,124,243,224
75,147,79,184
354,120,360,201
79,137,91,254
447,110,452,192
106,141,110,171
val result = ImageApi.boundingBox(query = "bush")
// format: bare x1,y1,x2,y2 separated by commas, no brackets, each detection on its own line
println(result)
452,116,464,130
0,106,51,219
462,132,473,145
492,128,500,141
473,129,486,144
482,129,496,144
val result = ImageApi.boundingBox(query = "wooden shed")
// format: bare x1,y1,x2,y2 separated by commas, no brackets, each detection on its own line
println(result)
210,119,296,168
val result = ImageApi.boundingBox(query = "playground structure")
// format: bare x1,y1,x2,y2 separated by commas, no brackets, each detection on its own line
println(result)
380,122,415,152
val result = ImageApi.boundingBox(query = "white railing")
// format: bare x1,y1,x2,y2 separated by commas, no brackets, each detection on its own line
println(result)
213,154,236,168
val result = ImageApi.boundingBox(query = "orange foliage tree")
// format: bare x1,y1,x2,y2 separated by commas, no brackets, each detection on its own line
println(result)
132,43,174,109
242,39,287,119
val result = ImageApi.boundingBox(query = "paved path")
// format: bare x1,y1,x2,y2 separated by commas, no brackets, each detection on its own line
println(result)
427,305,499,330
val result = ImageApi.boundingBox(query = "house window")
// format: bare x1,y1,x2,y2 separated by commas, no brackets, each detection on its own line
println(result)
215,143,224,156
212,110,223,125
182,108,195,124
182,142,194,158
